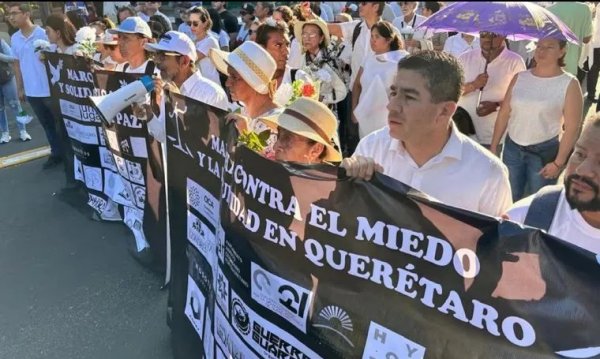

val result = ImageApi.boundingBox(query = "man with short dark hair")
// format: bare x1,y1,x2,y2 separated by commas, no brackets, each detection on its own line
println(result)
138,1,172,31
8,3,62,169
211,1,239,48
507,114,600,252
342,51,512,216
117,5,136,24
254,21,291,106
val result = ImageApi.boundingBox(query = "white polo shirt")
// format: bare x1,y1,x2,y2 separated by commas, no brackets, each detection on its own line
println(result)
507,189,600,254
457,47,526,145
11,26,51,97
354,125,513,216
148,70,229,143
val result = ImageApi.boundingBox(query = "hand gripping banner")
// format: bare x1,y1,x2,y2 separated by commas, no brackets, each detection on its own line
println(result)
166,93,600,359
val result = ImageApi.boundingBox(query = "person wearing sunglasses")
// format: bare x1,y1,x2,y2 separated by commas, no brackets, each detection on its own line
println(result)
188,6,221,86
234,3,256,49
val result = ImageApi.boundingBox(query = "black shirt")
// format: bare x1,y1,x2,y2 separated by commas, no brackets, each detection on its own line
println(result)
219,10,239,35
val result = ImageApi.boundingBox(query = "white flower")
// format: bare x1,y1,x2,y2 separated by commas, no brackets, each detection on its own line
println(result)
33,39,51,52
75,26,97,44
315,68,332,83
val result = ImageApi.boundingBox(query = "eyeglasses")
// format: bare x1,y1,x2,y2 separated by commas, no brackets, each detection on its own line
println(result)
7,11,23,17
302,32,319,39
186,20,202,27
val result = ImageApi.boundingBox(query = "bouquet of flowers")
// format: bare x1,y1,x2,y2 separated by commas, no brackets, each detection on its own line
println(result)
75,26,98,58
33,39,51,61
16,110,33,125
288,77,320,105
237,129,271,153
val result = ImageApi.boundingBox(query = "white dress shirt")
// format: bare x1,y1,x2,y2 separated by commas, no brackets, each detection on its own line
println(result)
11,26,51,97
507,189,600,254
339,20,376,88
354,125,513,216
147,70,229,143
457,47,526,145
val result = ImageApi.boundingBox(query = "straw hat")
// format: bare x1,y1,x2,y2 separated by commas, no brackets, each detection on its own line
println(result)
294,18,330,49
260,97,342,162
209,41,277,96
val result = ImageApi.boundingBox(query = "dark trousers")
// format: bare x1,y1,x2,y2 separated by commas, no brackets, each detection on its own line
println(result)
337,91,359,157
589,48,600,100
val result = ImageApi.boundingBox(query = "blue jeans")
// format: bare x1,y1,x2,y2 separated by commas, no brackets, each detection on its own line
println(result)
27,95,62,158
502,135,558,201
0,77,26,133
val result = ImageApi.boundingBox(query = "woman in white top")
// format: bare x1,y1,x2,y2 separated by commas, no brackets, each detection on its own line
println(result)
353,21,408,138
207,7,230,51
189,6,221,85
491,37,583,201
45,14,79,55
294,19,347,109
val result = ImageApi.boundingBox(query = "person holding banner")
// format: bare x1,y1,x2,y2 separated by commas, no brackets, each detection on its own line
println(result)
341,50,513,217
138,30,229,143
209,41,282,155
109,16,157,74
506,114,600,252
260,97,342,164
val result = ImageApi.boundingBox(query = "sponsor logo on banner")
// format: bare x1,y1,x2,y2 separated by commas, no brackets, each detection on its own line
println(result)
59,99,100,123
250,262,312,333
362,321,426,359
64,119,99,145
98,128,107,147
215,308,259,359
132,183,146,209
126,160,144,185
74,157,84,181
120,139,131,155
203,311,215,359
82,165,103,192
99,147,117,172
187,211,216,263
187,178,220,227
230,291,321,359
216,266,229,317
129,137,148,158
313,306,354,347
114,156,130,180
48,58,63,85
185,275,206,338
105,129,119,151
217,225,225,264
88,193,107,213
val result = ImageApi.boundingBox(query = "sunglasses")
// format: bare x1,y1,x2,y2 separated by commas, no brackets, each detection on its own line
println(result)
480,31,498,38
186,20,202,27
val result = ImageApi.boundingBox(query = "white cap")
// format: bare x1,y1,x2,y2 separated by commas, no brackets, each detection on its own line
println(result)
108,16,152,39
145,30,198,62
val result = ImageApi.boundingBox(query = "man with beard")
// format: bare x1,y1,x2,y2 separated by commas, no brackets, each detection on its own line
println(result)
141,30,229,143
506,114,600,252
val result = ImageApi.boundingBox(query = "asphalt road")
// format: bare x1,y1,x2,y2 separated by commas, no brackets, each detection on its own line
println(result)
0,159,173,359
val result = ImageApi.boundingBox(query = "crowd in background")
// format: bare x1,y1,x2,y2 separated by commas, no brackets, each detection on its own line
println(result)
0,1,599,267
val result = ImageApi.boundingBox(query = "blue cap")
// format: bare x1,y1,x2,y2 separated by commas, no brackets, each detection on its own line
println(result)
139,75,155,92
108,16,152,39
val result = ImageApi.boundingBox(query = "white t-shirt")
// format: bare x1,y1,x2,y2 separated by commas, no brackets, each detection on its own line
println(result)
354,125,513,216
443,34,480,58
339,20,376,88
508,70,574,146
355,49,409,138
273,66,293,107
457,47,526,145
195,35,221,85
123,59,160,75
147,70,229,143
11,26,51,97
392,13,427,41
288,38,303,70
211,30,230,49
507,189,600,254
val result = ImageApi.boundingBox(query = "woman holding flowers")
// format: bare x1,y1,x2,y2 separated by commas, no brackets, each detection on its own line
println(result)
293,19,347,110
352,21,408,138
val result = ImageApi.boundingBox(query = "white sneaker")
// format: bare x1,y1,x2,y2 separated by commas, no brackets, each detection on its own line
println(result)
19,130,31,141
0,132,10,144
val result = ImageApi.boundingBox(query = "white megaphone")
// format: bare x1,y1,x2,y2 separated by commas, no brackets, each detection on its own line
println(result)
90,75,155,125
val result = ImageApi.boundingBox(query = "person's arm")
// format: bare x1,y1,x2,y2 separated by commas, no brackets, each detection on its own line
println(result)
539,78,583,179
13,60,25,102
351,67,363,124
0,40,17,63
490,74,519,156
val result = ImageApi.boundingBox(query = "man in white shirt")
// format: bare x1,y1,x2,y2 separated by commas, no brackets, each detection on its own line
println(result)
392,1,427,51
8,3,60,168
458,31,526,149
141,31,229,143
341,51,513,217
443,33,480,58
506,115,600,253
137,1,172,31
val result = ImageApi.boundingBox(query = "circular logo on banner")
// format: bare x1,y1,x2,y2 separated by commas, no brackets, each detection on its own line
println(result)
232,298,250,335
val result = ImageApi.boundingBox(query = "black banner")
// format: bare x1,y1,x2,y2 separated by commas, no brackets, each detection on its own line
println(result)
43,52,121,219
93,70,166,266
167,94,600,359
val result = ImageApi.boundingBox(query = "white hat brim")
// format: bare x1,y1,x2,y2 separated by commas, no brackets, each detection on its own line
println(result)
209,48,269,95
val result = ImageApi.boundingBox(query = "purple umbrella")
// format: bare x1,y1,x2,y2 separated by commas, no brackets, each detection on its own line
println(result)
416,1,579,44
